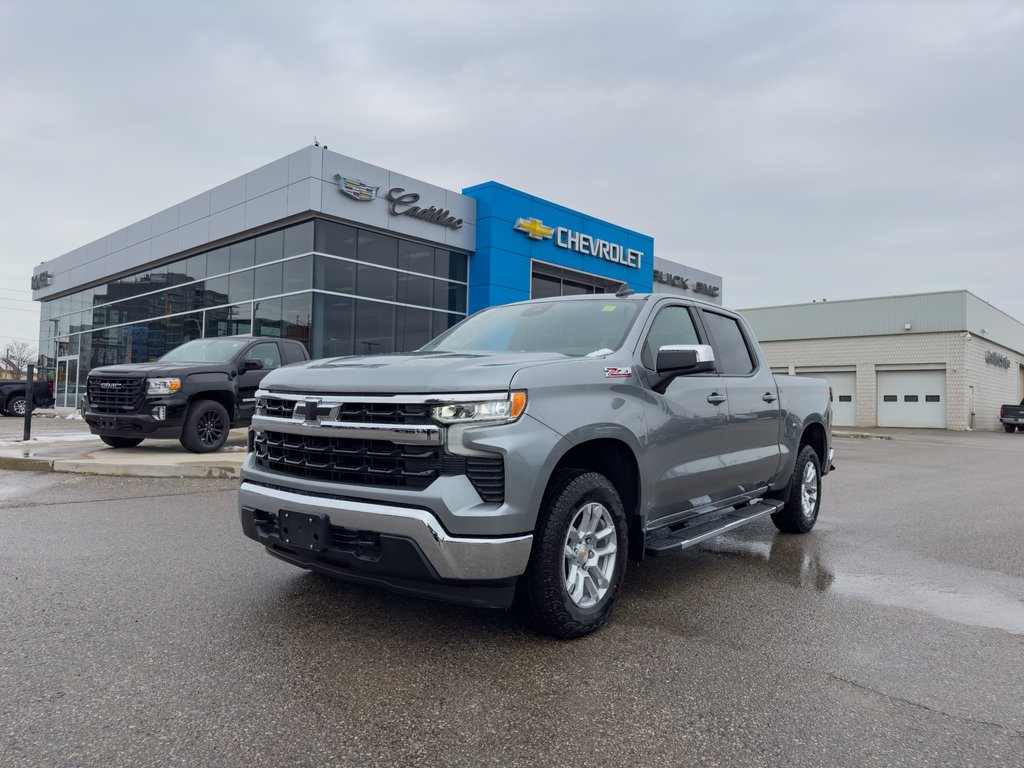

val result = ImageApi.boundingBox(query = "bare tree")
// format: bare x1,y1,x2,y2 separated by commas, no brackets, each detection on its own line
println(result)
2,341,37,379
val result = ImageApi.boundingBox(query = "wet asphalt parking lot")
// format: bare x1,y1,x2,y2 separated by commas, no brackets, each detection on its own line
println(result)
1,429,1023,767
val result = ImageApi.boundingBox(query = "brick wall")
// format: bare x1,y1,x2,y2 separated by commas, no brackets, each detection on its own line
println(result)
758,332,992,430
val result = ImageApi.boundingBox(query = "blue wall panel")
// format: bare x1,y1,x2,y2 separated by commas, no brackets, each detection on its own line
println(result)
463,182,654,313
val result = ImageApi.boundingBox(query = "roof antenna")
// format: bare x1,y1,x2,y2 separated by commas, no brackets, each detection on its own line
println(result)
615,282,636,297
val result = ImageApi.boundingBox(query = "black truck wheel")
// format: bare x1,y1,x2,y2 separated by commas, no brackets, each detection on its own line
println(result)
517,470,628,639
771,444,822,534
8,397,27,417
180,399,229,453
100,436,144,448
1004,424,1016,433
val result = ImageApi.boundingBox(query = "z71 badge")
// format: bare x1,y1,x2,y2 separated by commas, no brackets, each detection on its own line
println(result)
604,367,633,378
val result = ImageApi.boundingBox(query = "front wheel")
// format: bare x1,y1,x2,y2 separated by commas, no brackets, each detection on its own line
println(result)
180,399,230,453
100,435,144,448
517,470,628,639
8,397,27,417
771,444,822,534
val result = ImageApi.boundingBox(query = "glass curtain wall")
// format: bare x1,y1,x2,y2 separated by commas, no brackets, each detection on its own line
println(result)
38,219,469,392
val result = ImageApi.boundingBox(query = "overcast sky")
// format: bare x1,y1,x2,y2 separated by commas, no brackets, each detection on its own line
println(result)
1,0,1022,355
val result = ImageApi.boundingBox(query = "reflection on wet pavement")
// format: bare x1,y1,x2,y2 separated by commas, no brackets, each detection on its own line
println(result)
704,532,1024,634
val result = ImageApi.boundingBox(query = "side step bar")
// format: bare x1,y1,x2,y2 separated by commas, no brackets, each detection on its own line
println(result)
644,500,784,557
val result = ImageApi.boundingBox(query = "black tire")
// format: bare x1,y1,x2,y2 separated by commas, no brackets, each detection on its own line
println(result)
100,435,144,448
771,444,822,534
180,399,230,453
8,397,27,417
517,470,628,639
1004,424,1016,433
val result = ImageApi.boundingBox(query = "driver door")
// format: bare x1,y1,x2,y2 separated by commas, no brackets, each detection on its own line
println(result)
236,341,282,419
640,304,734,527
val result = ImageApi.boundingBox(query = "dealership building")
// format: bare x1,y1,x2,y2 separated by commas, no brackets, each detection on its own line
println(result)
30,146,723,408
740,291,1024,431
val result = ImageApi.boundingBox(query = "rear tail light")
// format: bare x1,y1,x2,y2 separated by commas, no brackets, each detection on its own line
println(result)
1001,406,1006,417
48,381,54,396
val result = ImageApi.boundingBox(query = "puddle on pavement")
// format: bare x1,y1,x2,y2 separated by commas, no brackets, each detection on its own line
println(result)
704,534,1024,635
0,472,61,500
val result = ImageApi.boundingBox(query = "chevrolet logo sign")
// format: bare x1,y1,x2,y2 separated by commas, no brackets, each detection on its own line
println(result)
513,217,555,241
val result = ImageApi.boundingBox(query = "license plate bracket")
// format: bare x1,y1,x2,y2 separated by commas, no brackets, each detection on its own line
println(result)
278,510,329,552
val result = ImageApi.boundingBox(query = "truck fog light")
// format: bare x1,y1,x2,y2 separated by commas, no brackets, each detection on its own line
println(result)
153,405,167,421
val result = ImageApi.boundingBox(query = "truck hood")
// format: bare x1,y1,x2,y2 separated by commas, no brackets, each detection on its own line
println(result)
260,351,570,394
87,362,229,378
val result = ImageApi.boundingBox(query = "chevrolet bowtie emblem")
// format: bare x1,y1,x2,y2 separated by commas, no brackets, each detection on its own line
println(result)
513,217,555,241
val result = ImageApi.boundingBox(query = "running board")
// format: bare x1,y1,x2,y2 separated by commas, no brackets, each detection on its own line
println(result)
644,500,784,557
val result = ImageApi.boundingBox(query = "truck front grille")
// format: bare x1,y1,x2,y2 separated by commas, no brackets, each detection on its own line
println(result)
87,377,145,413
259,396,433,425
253,430,504,503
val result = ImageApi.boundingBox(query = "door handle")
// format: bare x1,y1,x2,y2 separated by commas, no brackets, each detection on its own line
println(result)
707,393,727,405
762,392,777,403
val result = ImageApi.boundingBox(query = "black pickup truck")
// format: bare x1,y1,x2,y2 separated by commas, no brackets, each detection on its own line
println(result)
84,336,309,452
999,401,1024,433
0,379,55,417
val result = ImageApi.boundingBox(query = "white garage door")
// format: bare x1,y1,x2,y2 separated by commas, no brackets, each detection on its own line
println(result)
797,370,856,426
877,370,947,428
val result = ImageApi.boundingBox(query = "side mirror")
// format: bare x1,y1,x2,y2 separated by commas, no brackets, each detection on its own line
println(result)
650,344,715,393
241,358,264,372
656,344,716,376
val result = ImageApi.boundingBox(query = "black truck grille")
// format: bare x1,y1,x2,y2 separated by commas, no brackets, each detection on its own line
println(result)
87,377,145,413
253,430,504,503
260,396,434,425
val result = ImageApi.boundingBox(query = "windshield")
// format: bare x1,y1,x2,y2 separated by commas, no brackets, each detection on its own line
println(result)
159,338,249,363
421,299,642,357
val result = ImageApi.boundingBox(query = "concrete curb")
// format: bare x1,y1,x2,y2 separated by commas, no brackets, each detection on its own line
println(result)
50,460,240,479
0,456,55,472
834,431,893,440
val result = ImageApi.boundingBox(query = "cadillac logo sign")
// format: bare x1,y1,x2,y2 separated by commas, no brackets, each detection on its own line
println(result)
333,174,464,230
335,175,379,202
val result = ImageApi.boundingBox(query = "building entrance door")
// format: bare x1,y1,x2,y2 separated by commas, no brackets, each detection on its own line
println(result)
55,356,79,409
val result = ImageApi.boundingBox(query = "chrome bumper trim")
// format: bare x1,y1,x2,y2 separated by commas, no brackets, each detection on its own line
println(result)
239,482,533,581
255,389,510,405
250,415,442,446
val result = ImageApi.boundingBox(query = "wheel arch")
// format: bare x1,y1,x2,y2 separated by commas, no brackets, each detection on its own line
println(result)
541,437,644,561
189,390,236,420
800,421,828,467
1,388,24,409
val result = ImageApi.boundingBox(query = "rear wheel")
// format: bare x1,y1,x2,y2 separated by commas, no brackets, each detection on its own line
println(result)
180,399,229,453
100,435,143,448
771,444,822,534
8,397,27,417
1004,424,1016,433
517,470,628,639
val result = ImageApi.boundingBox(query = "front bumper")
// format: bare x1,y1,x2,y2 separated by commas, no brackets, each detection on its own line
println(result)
239,481,533,608
84,396,189,439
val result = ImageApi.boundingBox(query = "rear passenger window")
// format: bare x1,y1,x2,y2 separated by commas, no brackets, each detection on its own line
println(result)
701,311,755,375
642,306,701,369
281,342,306,365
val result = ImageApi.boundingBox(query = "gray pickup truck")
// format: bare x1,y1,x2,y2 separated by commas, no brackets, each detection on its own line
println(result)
239,291,834,637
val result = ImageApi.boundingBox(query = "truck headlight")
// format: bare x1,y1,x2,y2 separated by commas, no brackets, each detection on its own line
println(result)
432,392,527,425
147,378,181,395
